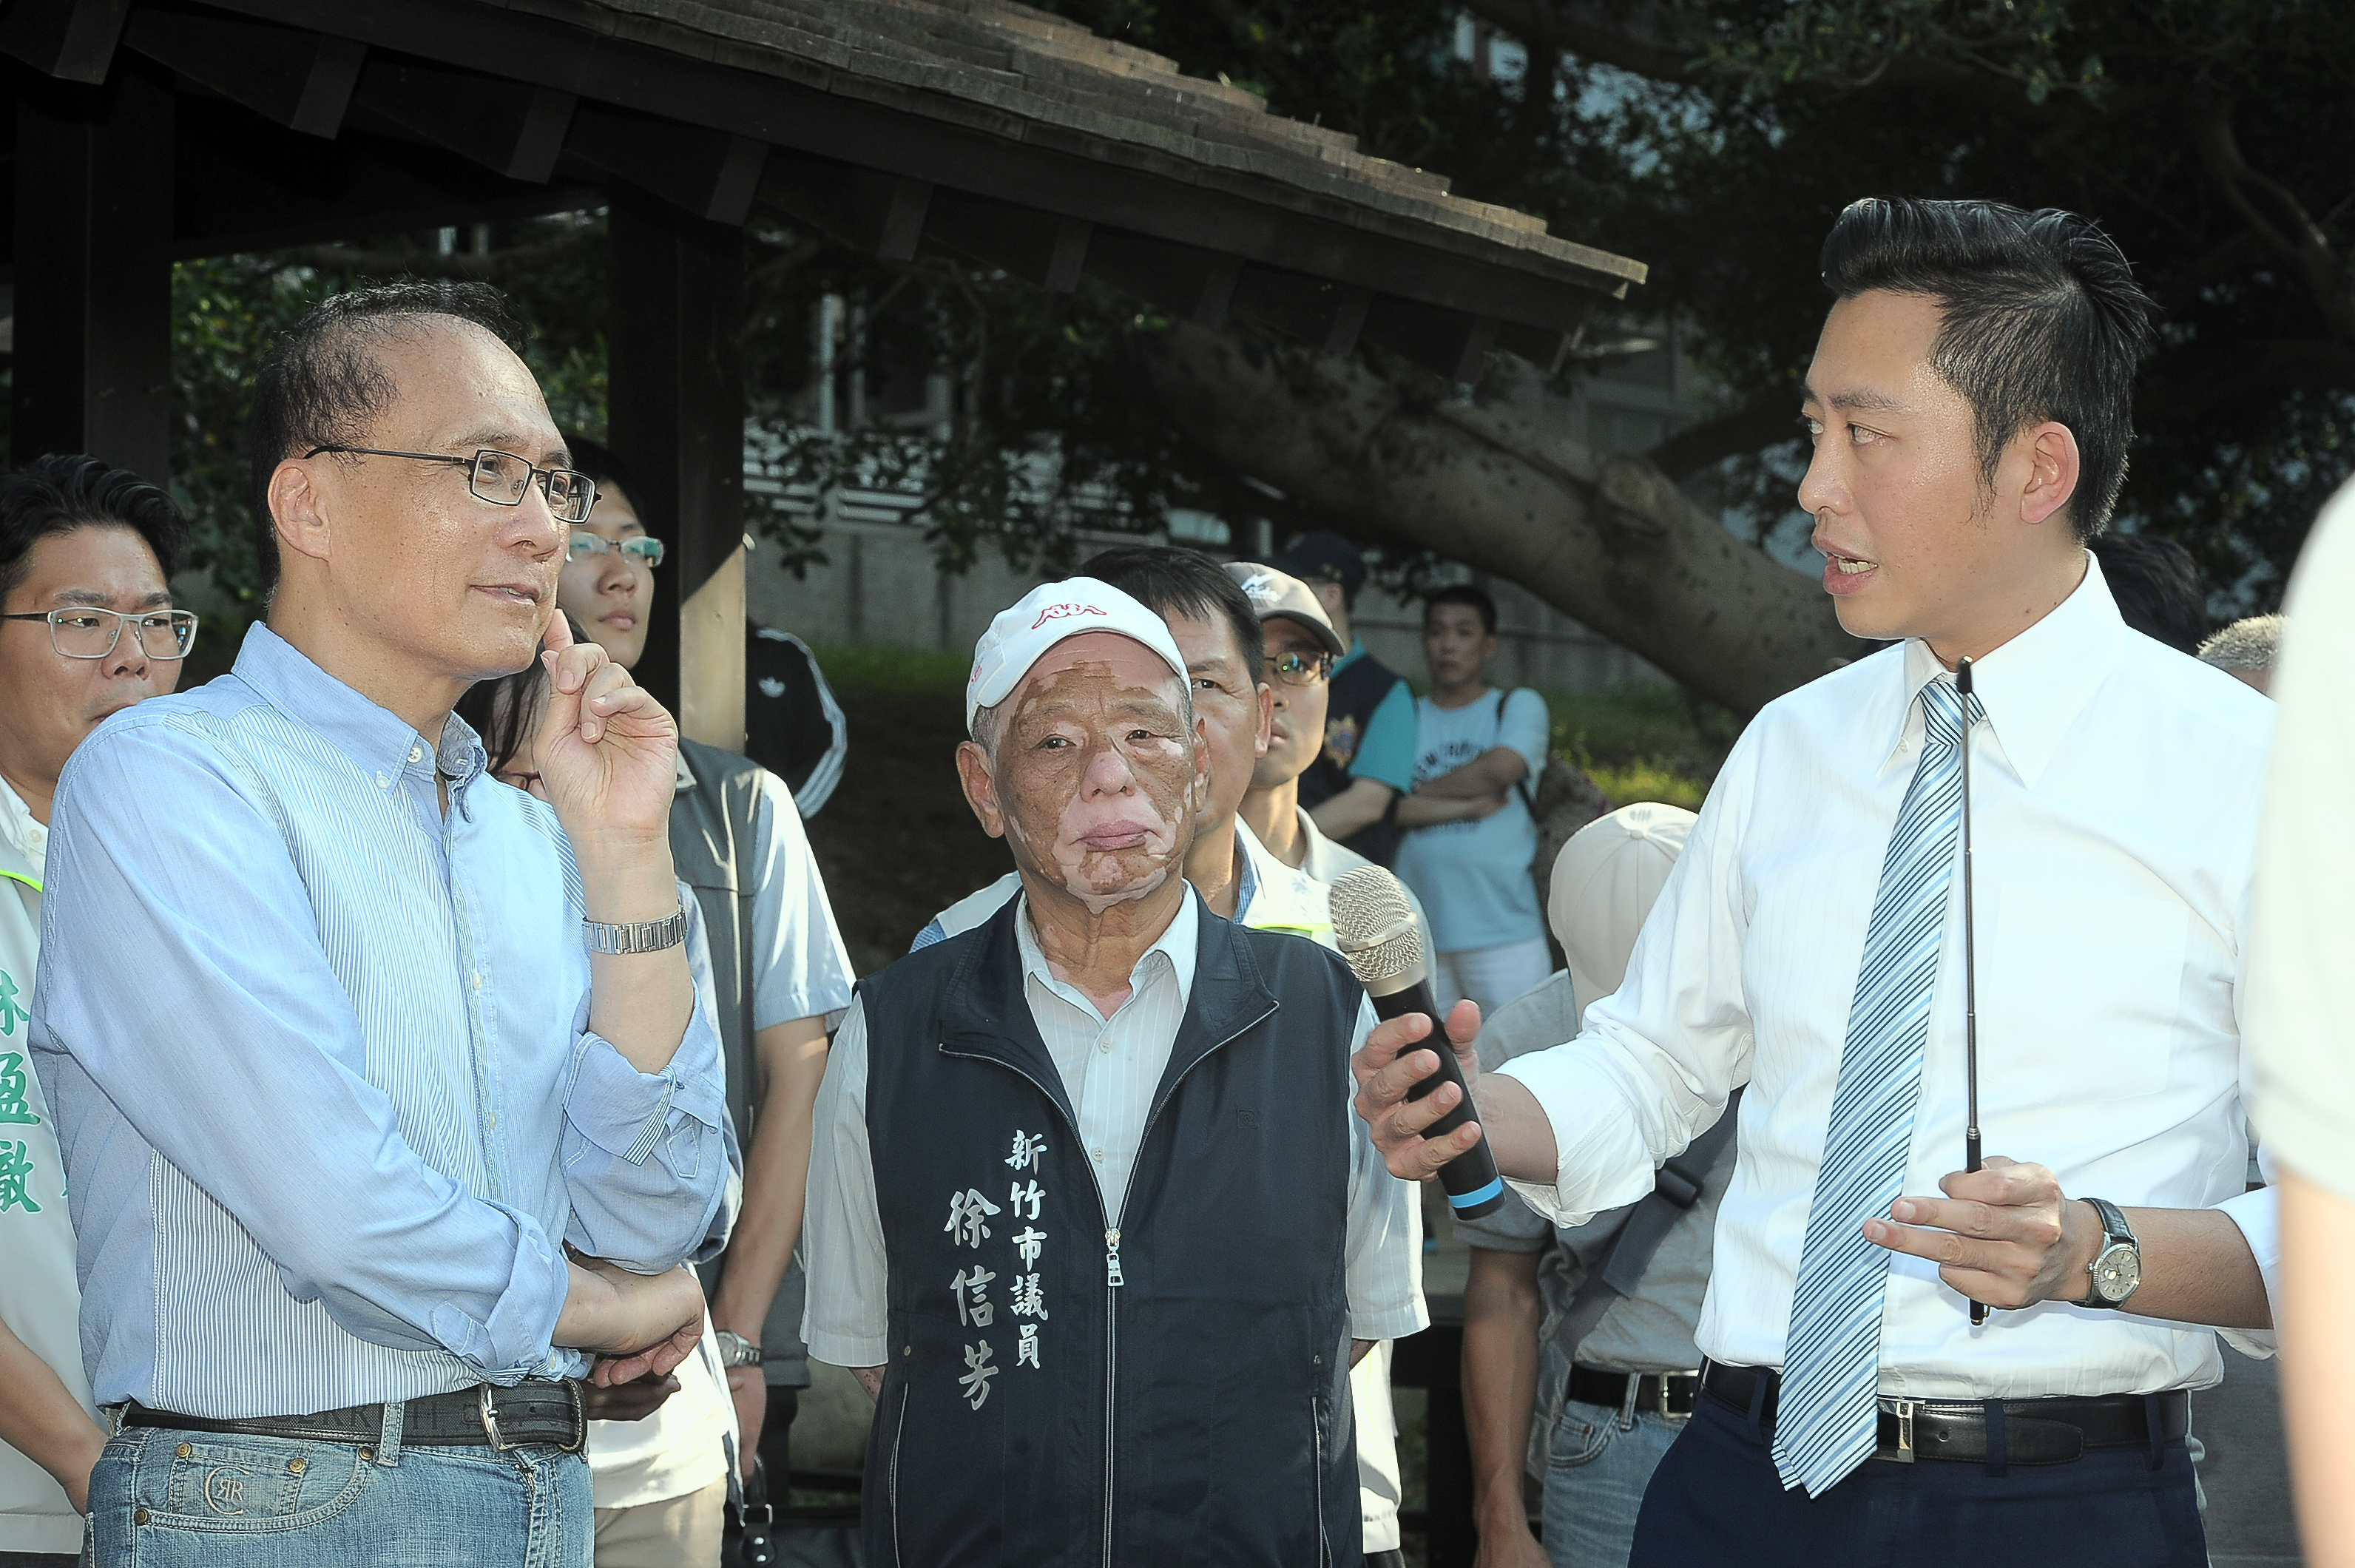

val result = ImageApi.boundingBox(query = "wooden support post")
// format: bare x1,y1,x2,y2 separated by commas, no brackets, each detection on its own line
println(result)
10,62,175,484
607,191,748,751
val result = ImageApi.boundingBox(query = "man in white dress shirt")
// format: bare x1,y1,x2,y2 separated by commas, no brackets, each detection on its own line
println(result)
803,577,1422,1567
1352,197,2277,1564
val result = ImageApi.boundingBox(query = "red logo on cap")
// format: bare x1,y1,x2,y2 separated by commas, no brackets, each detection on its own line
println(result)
1032,602,1109,629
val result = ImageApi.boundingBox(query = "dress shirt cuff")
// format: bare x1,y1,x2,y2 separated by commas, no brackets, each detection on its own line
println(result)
427,1201,571,1379
566,1029,729,1163
805,1328,891,1370
1494,1046,1664,1228
1348,1300,1430,1342
2214,1185,2280,1359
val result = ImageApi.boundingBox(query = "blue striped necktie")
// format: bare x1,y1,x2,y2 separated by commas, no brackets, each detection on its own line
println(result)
1771,675,1971,1496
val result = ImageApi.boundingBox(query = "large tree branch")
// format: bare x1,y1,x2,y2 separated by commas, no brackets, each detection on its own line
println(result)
2193,98,2355,341
1646,393,1802,479
1135,322,1854,713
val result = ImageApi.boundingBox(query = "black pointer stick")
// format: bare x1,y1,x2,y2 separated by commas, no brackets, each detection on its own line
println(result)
1957,656,1988,1328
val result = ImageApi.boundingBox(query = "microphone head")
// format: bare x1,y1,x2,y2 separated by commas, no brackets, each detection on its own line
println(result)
1329,865,1427,994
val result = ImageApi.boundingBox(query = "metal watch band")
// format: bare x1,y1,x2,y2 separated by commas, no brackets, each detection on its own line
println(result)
581,900,688,956
2078,1196,2138,1309
714,1329,764,1368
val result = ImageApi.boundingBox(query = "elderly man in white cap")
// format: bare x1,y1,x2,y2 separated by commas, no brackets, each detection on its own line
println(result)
800,578,1423,1568
1456,804,1713,1568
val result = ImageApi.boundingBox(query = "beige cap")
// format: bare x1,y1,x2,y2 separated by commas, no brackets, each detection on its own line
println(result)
1223,561,1347,659
1548,802,1698,1012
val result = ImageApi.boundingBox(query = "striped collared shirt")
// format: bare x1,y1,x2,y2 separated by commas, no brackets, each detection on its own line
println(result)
32,624,733,1419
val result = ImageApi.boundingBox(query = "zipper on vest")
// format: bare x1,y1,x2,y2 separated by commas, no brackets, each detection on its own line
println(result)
1104,1229,1124,1287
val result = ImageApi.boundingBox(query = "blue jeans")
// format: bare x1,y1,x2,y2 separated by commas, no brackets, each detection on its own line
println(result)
86,1416,591,1567
1539,1399,1686,1568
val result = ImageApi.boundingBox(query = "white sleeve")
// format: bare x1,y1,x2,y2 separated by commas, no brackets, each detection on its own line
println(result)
2214,1160,2281,1360
748,771,857,1033
1343,995,1428,1341
1493,727,1759,1226
799,996,890,1367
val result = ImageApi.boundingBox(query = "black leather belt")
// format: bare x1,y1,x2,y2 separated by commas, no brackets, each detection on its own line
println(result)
122,1380,587,1453
1700,1362,2189,1467
1567,1366,1700,1419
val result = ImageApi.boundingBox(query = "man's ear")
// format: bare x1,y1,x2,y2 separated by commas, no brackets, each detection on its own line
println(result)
269,459,334,567
1191,717,1212,812
2017,420,2082,530
955,740,1006,839
1253,681,1273,758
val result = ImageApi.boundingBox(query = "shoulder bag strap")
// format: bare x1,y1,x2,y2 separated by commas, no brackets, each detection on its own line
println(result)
1553,1089,1743,1355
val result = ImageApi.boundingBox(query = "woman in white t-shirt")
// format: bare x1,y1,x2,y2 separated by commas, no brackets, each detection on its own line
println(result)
1393,584,1553,1019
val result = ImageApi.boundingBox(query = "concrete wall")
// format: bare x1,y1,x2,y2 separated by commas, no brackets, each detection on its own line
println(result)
743,513,1670,694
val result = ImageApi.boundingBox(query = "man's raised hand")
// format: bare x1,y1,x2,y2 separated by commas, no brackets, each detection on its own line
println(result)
531,610,678,845
1351,999,1487,1181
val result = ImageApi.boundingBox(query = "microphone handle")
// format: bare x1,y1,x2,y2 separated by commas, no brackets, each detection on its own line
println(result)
1370,980,1506,1220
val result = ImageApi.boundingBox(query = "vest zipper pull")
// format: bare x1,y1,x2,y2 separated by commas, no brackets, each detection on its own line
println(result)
1104,1228,1124,1288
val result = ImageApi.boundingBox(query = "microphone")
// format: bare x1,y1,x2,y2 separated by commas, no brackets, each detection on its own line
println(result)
1328,865,1507,1220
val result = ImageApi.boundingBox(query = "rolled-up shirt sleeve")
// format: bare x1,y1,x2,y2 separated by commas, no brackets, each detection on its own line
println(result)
559,884,735,1269
1345,997,1428,1342
1494,735,1756,1227
36,723,572,1380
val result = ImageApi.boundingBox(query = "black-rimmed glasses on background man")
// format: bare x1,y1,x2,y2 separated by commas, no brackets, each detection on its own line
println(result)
1265,649,1335,688
304,446,600,524
2,607,200,660
567,535,666,569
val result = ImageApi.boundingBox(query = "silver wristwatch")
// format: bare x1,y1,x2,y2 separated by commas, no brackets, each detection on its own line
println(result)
2076,1197,2141,1309
714,1329,764,1368
582,900,688,955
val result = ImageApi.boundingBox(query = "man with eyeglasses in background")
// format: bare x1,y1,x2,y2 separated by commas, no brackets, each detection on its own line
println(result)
551,436,855,1566
0,454,193,1568
35,282,731,1568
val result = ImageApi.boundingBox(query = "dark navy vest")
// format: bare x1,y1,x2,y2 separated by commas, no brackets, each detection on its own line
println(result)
857,895,1366,1567
1297,652,1405,867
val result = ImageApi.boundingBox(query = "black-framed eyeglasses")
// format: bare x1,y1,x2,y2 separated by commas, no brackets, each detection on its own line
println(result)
2,606,200,660
305,445,599,524
567,534,666,570
1265,649,1334,688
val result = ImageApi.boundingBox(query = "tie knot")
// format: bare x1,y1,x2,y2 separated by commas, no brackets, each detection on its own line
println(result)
1920,677,1969,753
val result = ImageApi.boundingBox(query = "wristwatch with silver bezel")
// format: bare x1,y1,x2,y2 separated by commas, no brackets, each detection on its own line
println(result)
714,1328,764,1368
2075,1197,2141,1309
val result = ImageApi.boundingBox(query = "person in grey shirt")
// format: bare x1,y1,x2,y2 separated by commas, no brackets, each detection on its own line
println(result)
1458,803,1709,1568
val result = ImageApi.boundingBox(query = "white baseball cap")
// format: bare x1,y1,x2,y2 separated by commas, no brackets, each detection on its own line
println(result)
967,577,1191,736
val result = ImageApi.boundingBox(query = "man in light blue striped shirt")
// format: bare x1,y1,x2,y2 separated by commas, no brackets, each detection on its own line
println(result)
30,281,729,1567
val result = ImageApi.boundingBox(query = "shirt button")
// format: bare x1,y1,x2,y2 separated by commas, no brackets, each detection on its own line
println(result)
1097,1037,1112,1053
471,972,483,990
375,773,391,789
408,745,425,764
486,1112,498,1130
1091,1146,1106,1161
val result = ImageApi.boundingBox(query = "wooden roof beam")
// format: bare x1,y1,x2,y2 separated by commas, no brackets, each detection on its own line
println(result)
0,0,129,84
350,57,573,184
567,104,768,226
123,10,363,140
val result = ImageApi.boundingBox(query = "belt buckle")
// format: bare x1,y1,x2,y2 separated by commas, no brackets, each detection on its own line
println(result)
557,1379,586,1453
479,1385,516,1453
1658,1372,1695,1422
1888,1398,1918,1464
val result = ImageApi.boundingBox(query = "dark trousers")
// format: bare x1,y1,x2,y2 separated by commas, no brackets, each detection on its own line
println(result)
1630,1389,2207,1567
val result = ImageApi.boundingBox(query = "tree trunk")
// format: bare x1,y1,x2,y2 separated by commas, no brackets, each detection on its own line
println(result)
1135,322,1859,714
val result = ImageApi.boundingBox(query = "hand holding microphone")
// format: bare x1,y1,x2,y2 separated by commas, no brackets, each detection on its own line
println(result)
1331,867,1507,1219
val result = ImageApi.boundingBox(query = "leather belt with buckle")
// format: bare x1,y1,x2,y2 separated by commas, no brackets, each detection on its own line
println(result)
122,1380,588,1453
1697,1362,2189,1467
1566,1366,1700,1420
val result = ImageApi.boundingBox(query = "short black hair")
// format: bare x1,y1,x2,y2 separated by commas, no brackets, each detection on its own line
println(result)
1077,545,1265,673
1425,582,1498,636
247,280,527,593
0,453,187,602
2087,532,2208,653
563,435,643,515
1820,197,2155,540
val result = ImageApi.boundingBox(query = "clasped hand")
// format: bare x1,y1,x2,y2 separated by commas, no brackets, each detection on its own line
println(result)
1864,1156,2100,1310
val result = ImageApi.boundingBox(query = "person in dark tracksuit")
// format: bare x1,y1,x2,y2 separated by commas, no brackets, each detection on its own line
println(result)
801,577,1425,1567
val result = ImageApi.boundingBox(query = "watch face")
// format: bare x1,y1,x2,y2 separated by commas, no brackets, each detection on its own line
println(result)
2093,1243,2141,1302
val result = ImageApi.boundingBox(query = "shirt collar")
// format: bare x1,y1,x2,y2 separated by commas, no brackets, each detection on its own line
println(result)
1887,550,2125,790
233,622,489,800
1015,882,1200,1021
1231,818,1265,924
675,751,697,794
0,772,44,879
